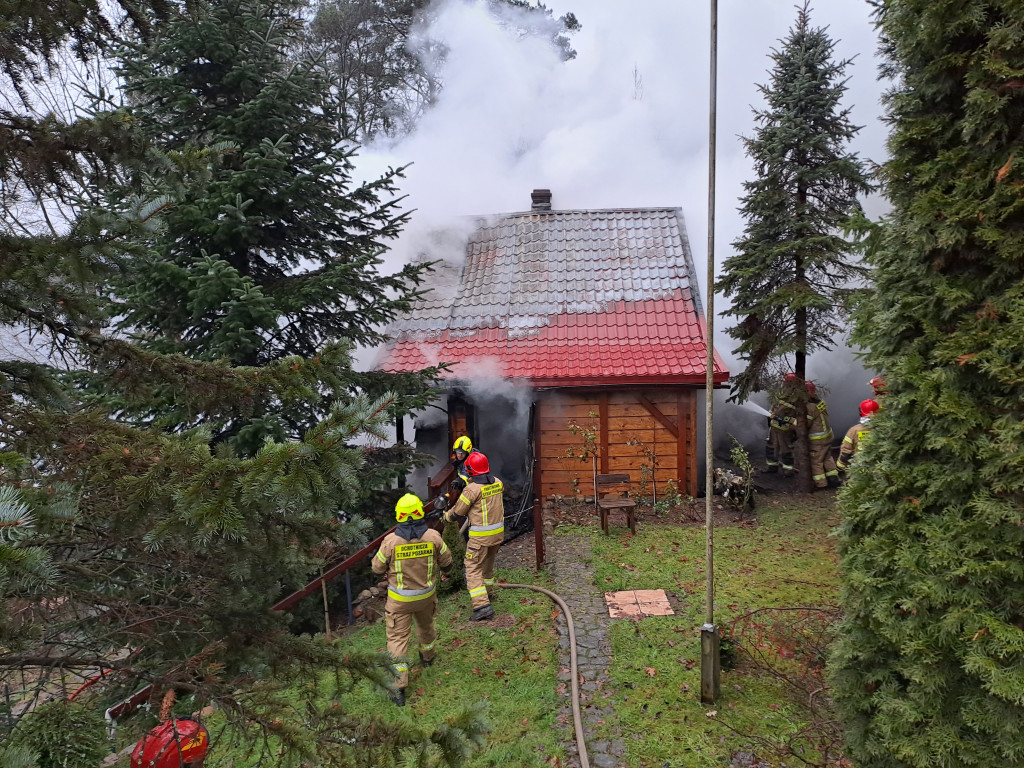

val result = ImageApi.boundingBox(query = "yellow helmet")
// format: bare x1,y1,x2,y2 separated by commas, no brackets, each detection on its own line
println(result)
452,436,473,453
395,493,424,522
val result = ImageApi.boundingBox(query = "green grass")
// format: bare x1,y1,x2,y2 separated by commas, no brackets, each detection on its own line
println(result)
118,503,842,768
588,496,842,767
188,566,566,768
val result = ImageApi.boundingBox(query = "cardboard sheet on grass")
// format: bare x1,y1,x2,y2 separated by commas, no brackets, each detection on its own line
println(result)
605,589,674,619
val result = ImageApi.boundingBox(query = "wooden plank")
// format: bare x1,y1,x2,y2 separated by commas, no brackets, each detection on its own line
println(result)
538,424,680,439
635,392,679,438
606,403,674,419
599,393,609,475
533,399,543,569
677,390,687,496
691,394,699,496
537,402,604,418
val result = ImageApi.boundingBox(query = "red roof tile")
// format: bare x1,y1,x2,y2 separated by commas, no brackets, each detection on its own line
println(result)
375,207,729,387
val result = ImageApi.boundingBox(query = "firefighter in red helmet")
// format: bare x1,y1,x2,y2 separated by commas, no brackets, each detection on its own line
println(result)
837,399,879,472
805,381,840,489
443,451,503,621
132,719,209,768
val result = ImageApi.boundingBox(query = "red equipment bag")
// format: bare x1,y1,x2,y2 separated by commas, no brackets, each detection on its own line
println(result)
131,718,209,767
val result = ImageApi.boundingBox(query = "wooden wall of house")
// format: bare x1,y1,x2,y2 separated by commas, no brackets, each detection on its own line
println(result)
534,388,699,500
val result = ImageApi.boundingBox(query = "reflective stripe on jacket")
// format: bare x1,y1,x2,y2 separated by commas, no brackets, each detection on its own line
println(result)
372,529,453,606
806,399,833,442
446,476,505,545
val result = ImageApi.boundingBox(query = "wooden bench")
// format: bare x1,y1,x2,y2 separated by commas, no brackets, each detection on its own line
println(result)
595,473,637,534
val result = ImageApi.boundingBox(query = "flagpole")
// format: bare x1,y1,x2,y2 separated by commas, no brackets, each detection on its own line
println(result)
701,0,721,705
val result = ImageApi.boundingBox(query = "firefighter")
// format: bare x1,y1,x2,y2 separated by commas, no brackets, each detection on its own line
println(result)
450,435,478,491
837,399,878,472
805,381,840,489
869,374,887,399
443,451,503,622
372,493,453,706
765,374,798,475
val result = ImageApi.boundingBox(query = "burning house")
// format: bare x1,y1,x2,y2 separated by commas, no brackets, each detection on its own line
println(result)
375,190,729,513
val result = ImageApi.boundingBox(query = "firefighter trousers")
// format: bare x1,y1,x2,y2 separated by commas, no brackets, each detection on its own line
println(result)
384,595,437,688
766,427,795,473
810,440,839,488
464,541,499,609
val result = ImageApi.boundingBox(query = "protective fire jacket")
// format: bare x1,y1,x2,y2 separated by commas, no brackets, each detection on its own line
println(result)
837,418,872,470
372,528,453,609
769,397,796,432
444,475,505,546
806,398,833,443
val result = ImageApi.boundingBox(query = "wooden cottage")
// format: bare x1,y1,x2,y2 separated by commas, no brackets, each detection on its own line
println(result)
375,190,729,503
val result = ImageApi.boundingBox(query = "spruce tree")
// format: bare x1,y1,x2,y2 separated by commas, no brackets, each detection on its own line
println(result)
107,0,442,490
1,3,484,763
715,3,871,491
830,2,1024,766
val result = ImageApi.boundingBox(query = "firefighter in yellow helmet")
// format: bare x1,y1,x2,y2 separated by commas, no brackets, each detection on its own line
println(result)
450,435,478,491
443,451,503,621
805,381,840,489
372,493,453,706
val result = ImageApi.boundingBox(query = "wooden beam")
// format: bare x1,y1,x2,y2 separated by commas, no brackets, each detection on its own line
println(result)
688,393,698,496
677,390,687,495
635,392,679,438
599,393,609,475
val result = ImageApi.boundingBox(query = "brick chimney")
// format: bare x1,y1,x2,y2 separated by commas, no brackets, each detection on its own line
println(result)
531,188,552,211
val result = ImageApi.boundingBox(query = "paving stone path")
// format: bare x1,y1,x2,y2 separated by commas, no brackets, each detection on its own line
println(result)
549,535,628,768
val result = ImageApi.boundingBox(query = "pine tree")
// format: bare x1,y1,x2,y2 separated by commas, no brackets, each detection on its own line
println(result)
830,2,1024,766
715,3,871,490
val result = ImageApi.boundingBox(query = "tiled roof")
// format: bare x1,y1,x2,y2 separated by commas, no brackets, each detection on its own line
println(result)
375,207,729,387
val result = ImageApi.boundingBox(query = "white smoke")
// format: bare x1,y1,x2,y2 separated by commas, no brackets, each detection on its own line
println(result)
355,0,891,461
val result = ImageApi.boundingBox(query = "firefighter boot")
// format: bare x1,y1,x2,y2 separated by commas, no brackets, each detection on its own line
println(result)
390,687,406,707
470,604,495,622
419,650,434,667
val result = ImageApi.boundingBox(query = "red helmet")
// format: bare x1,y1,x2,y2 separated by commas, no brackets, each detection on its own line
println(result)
132,720,209,768
783,373,799,383
869,374,887,395
859,399,880,417
464,451,490,476
805,380,817,397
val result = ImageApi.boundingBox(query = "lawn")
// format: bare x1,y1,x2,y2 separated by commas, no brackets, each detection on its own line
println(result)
584,493,843,767
182,566,568,768
122,496,842,768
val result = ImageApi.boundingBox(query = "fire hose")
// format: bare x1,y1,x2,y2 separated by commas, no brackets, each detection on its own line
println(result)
111,506,589,767
453,518,590,768
499,583,590,768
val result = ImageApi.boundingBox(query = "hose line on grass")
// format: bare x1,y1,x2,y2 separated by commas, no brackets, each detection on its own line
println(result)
499,583,591,768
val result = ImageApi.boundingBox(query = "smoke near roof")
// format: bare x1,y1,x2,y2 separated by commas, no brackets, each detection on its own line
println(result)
356,0,890,458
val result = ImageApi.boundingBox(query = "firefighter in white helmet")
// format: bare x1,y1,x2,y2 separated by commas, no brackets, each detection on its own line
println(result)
372,493,453,706
443,451,503,622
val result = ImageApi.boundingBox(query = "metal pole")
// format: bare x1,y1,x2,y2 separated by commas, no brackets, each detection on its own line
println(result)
345,570,354,626
701,0,722,705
